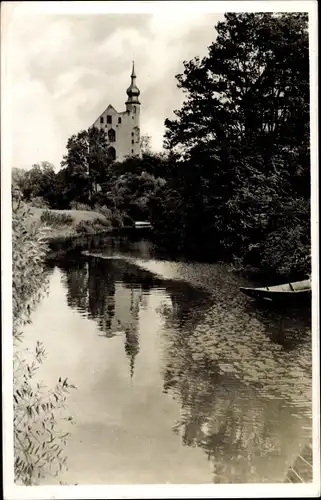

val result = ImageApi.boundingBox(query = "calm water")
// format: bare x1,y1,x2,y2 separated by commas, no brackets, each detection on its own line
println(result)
23,238,312,484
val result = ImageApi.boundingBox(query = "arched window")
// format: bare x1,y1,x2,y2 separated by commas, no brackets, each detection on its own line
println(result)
108,147,116,161
133,106,136,114
108,128,116,142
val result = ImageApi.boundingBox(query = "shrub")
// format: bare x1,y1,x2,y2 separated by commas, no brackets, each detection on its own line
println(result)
92,204,129,228
40,210,73,227
75,220,96,234
94,204,113,220
93,204,127,228
75,217,112,234
261,225,310,277
70,201,91,211
13,206,49,328
92,217,111,228
111,211,125,228
30,196,50,209
13,204,75,484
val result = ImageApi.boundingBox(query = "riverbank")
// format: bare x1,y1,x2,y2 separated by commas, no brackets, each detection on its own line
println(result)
45,230,113,259
147,240,309,285
27,206,110,238
27,206,309,284
24,205,115,258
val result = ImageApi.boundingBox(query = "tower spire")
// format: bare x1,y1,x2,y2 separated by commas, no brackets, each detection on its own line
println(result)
126,61,140,107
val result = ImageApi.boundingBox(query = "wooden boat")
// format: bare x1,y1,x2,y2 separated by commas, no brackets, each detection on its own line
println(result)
240,279,311,302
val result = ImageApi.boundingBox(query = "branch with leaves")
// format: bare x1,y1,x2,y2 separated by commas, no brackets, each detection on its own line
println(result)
12,203,76,485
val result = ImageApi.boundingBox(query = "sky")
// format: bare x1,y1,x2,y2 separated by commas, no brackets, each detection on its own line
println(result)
3,2,225,171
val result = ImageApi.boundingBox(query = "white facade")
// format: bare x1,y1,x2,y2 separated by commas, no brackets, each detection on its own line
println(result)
92,63,141,162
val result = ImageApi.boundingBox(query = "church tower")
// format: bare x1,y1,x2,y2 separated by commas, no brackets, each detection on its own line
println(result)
92,62,141,161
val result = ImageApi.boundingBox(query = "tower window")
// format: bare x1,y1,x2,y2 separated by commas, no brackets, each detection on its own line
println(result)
118,117,122,124
132,116,134,119
100,116,104,123
131,149,134,154
107,115,112,124
131,132,134,137
108,128,116,142
133,106,136,114
131,139,134,145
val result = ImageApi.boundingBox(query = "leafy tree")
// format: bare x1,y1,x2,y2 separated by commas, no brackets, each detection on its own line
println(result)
165,13,308,157
61,127,112,206
14,163,57,205
111,151,170,178
106,169,165,221
156,12,310,275
84,151,170,221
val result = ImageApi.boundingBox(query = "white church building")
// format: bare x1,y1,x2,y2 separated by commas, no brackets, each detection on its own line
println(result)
92,62,141,162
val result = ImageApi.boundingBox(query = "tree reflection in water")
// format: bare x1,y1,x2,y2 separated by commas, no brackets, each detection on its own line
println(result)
58,254,213,382
58,256,146,379
59,257,90,313
159,297,312,484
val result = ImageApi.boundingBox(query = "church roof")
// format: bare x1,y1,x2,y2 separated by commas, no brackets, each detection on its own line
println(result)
103,104,118,114
90,104,119,128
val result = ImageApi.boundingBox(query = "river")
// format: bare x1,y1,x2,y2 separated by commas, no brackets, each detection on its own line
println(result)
22,238,312,485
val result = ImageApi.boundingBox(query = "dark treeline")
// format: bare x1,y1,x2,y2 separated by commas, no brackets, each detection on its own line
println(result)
12,144,168,221
13,13,310,278
152,12,310,278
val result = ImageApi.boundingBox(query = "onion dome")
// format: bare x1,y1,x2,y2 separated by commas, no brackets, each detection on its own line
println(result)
126,61,140,105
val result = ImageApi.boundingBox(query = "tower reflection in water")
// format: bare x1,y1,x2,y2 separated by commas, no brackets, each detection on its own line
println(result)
59,256,158,380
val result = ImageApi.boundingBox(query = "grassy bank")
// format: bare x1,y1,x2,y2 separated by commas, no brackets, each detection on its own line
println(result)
22,206,151,259
23,205,115,259
26,206,110,238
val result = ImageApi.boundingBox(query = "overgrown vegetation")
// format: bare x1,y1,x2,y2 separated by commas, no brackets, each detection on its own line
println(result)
75,217,110,234
12,191,75,484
